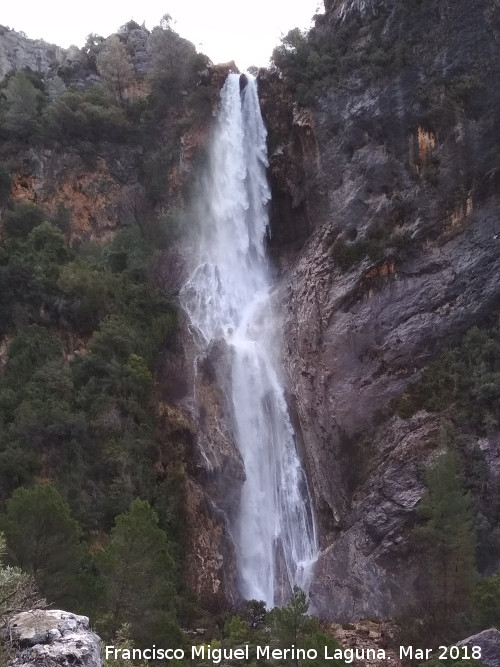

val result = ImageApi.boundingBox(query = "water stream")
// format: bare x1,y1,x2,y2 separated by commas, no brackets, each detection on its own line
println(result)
180,73,317,608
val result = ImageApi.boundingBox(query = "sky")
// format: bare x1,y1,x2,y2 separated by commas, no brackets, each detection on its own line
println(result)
2,0,324,69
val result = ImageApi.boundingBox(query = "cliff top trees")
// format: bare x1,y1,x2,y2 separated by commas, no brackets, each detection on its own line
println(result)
148,18,208,104
96,35,135,105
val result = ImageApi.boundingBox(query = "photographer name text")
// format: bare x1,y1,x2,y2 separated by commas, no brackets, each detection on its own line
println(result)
105,643,483,663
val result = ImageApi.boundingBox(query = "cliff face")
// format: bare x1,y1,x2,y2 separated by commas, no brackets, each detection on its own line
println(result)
264,0,500,620
0,27,66,80
11,147,144,242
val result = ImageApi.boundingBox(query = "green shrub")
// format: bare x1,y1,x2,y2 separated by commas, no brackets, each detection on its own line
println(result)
2,201,46,239
44,86,132,145
5,325,63,387
331,237,385,271
472,573,500,629
0,484,83,606
397,321,500,432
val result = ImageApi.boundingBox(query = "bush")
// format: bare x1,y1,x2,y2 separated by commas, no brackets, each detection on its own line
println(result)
44,86,132,145
397,321,500,432
331,237,385,271
0,532,41,666
4,325,63,387
472,573,500,629
2,201,46,239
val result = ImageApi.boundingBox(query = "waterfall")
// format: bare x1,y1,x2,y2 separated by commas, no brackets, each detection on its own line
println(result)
180,73,317,608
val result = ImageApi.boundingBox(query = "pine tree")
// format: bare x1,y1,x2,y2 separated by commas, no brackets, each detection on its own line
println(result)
268,588,344,667
414,451,477,622
2,72,41,137
96,499,180,646
0,485,82,605
96,36,134,105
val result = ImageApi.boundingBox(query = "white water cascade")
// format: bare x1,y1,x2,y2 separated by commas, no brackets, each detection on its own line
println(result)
180,73,318,608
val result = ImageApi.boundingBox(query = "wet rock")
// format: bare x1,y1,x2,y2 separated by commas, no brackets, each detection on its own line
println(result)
325,0,378,19
239,73,248,91
310,413,439,620
193,338,245,521
259,71,318,258
183,477,240,611
160,315,243,609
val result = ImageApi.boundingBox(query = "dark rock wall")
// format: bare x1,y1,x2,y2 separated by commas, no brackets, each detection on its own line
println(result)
264,0,500,620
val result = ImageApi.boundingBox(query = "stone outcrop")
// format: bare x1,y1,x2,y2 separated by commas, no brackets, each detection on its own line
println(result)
324,0,377,19
458,629,500,667
310,413,441,619
6,610,102,667
183,477,240,611
0,27,66,80
11,149,143,242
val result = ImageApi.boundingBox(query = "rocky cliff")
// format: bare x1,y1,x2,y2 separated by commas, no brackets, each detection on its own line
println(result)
263,0,500,621
0,27,66,80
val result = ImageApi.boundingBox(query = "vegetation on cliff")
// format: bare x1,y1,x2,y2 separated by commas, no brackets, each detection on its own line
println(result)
0,16,348,663
0,16,213,652
1,1,500,664
393,319,500,647
272,1,488,110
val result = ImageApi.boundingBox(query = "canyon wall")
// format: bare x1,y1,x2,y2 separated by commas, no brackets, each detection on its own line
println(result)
262,0,500,620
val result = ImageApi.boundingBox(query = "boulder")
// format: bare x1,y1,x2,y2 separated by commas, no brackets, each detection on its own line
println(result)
7,610,102,667
458,629,500,667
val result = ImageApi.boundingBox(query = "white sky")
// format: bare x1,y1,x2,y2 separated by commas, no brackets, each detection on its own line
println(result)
1,1,324,69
